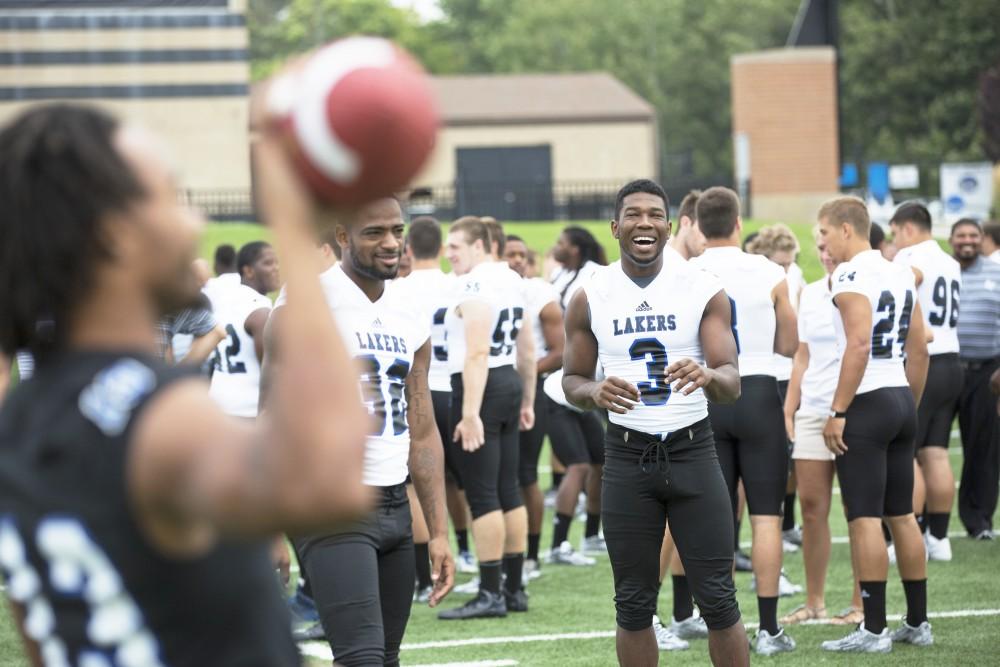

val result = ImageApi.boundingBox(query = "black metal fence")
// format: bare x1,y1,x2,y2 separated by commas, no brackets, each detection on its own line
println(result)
187,175,732,223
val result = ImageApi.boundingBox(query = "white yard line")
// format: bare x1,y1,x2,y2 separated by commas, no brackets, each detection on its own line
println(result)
298,608,1000,657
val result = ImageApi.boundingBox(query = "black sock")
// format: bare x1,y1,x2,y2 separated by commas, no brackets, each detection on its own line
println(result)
859,580,887,633
414,542,432,589
882,521,893,545
916,513,925,534
552,471,564,489
903,579,928,626
502,553,524,594
654,579,663,616
552,512,573,551
585,513,601,538
527,533,541,561
927,513,950,540
455,529,469,554
782,493,796,531
734,515,743,551
479,560,502,594
757,596,779,635
672,575,694,622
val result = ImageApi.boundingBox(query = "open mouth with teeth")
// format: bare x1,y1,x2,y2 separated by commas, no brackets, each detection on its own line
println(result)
632,235,657,248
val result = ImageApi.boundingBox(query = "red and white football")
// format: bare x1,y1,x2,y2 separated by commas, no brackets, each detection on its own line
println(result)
267,36,439,206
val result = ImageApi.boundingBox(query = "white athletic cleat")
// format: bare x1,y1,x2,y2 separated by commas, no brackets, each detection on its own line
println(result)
887,543,897,565
581,534,608,556
821,625,892,653
754,628,796,656
924,533,953,561
452,577,480,595
652,615,690,651
546,541,596,566
456,550,478,574
522,558,542,585
670,613,709,640
750,570,802,597
890,621,934,646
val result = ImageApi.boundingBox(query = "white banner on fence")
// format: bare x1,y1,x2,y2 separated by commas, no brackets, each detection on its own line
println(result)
940,162,994,225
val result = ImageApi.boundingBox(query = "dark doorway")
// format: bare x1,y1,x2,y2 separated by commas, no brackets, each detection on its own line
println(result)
456,145,555,221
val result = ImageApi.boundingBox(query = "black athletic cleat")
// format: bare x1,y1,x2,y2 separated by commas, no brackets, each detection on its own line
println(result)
504,588,529,612
438,590,507,620
734,550,753,572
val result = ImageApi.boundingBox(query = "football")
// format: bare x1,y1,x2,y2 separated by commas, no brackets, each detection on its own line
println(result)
266,36,439,206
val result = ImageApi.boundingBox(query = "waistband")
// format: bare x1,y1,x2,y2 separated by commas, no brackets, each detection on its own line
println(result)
960,356,1000,372
930,352,960,362
607,417,710,445
370,482,408,504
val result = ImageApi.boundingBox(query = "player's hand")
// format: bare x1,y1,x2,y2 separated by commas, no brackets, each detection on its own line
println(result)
784,410,796,442
665,358,712,396
426,536,455,607
519,405,535,431
823,416,847,455
271,535,291,586
590,377,640,414
454,415,485,452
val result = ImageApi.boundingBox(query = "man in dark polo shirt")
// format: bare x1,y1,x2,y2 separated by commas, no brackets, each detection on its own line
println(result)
949,219,1000,540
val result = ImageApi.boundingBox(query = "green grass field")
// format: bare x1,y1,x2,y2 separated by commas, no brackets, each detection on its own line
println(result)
2,221,994,665
199,218,827,283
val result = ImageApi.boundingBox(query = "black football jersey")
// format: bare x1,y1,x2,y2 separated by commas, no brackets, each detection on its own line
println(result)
0,351,300,666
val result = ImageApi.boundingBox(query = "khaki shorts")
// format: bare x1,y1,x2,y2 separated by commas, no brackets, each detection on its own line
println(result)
792,412,836,461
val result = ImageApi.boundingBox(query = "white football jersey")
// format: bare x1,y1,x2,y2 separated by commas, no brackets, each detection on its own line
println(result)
771,266,807,382
445,261,528,375
315,265,430,487
893,239,961,355
797,278,840,417
831,249,915,394
586,257,723,436
552,260,603,311
690,247,787,377
525,277,560,359
387,268,457,393
205,275,272,418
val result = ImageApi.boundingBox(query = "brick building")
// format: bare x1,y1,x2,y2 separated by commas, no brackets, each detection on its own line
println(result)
730,47,840,223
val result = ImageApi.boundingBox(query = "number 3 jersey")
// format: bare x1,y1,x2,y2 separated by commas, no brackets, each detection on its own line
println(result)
445,261,528,375
0,352,298,666
831,249,917,394
319,265,430,487
893,239,961,356
586,255,723,436
204,274,272,418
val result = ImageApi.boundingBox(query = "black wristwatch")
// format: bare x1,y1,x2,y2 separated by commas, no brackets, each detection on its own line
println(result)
828,410,847,419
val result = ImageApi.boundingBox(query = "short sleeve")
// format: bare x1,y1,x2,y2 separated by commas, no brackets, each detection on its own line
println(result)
830,262,866,298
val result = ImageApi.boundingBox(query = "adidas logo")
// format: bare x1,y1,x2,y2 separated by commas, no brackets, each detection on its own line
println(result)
372,318,384,328
860,590,870,599
636,301,653,312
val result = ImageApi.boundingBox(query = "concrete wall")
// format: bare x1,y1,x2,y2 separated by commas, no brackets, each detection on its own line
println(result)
0,1,250,191
731,47,840,223
413,120,657,187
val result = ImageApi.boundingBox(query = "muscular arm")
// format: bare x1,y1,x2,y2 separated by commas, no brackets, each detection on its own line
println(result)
454,299,492,450
0,351,10,405
245,307,270,363
695,290,741,404
515,311,536,409
561,289,601,411
536,301,565,374
784,342,809,418
903,301,929,406
406,341,447,542
128,133,371,554
772,280,799,357
180,324,225,366
829,292,871,413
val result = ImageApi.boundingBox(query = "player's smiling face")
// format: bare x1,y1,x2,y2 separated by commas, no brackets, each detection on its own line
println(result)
343,198,405,282
613,192,671,266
